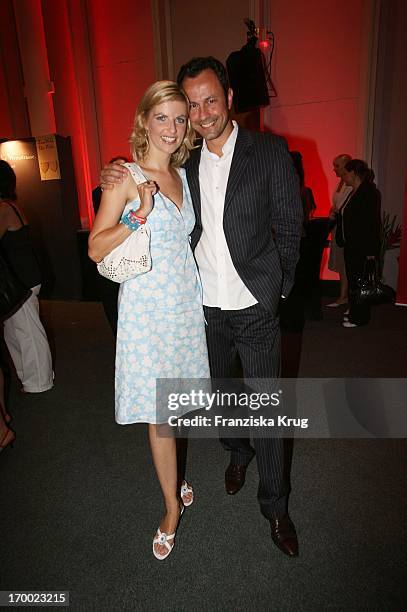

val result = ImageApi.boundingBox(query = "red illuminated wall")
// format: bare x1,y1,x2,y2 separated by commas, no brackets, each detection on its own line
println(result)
258,0,369,280
0,0,155,228
41,0,96,228
87,1,155,167
263,0,366,218
43,0,156,227
0,0,30,137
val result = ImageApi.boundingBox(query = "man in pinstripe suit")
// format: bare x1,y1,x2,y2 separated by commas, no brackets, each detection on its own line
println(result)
177,57,303,557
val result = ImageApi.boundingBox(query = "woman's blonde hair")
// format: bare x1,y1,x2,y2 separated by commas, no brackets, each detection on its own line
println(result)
129,80,194,167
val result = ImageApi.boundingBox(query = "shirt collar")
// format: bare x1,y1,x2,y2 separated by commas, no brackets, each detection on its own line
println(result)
201,120,239,158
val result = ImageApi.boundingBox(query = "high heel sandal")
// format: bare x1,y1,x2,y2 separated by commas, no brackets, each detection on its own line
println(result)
0,428,15,452
152,505,184,561
180,481,194,507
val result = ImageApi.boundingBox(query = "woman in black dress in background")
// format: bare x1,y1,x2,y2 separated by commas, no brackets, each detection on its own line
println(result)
336,159,381,327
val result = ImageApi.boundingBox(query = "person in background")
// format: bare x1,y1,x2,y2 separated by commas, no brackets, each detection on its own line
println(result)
89,81,210,561
92,157,129,335
326,154,352,308
336,159,381,327
0,161,53,393
290,151,316,225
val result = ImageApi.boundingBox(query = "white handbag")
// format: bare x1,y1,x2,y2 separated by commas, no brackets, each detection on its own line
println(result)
96,163,152,283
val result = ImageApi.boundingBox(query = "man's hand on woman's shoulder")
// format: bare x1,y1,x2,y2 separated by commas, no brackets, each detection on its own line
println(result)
100,162,129,191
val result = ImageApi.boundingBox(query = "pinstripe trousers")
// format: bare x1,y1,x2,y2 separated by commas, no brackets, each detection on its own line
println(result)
204,304,290,519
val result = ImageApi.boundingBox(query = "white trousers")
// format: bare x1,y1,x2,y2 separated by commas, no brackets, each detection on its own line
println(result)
4,285,53,393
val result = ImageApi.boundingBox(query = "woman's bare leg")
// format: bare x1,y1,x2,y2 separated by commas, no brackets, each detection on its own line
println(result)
338,272,348,304
149,424,182,557
177,436,193,505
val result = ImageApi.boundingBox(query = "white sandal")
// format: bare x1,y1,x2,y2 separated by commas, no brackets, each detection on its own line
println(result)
152,506,184,561
152,529,176,560
180,481,194,507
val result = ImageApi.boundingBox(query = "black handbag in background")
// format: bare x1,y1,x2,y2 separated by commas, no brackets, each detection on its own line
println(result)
352,259,395,306
0,252,32,322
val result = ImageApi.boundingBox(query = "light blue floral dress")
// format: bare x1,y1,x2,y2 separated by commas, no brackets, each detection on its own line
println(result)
115,163,210,424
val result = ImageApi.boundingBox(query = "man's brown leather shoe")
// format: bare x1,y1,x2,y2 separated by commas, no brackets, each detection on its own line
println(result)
269,515,299,557
225,462,248,495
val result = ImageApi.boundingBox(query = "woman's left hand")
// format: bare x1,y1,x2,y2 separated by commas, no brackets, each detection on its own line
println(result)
366,255,375,260
136,181,157,218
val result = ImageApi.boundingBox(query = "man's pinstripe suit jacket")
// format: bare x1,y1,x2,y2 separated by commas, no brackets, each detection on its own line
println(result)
185,127,304,315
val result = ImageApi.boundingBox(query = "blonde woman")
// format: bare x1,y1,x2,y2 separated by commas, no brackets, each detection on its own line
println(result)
89,81,210,560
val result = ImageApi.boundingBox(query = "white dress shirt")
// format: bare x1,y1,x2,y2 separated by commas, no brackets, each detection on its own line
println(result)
194,121,258,310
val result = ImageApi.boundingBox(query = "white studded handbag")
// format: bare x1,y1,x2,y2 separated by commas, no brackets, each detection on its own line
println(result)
96,162,152,283
96,224,151,283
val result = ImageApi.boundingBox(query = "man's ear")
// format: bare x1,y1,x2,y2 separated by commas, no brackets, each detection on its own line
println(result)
227,88,234,110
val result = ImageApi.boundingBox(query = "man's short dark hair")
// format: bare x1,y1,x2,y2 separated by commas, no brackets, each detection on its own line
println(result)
176,56,230,100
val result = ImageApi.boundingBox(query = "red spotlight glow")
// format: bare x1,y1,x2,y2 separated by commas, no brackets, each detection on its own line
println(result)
259,40,269,49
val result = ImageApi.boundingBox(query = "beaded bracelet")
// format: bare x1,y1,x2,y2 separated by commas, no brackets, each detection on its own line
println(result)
120,209,147,231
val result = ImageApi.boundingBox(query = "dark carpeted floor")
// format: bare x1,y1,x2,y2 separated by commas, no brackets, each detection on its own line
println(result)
1,299,406,611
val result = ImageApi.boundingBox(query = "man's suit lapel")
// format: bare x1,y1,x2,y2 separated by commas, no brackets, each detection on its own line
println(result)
186,147,202,220
224,128,253,215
